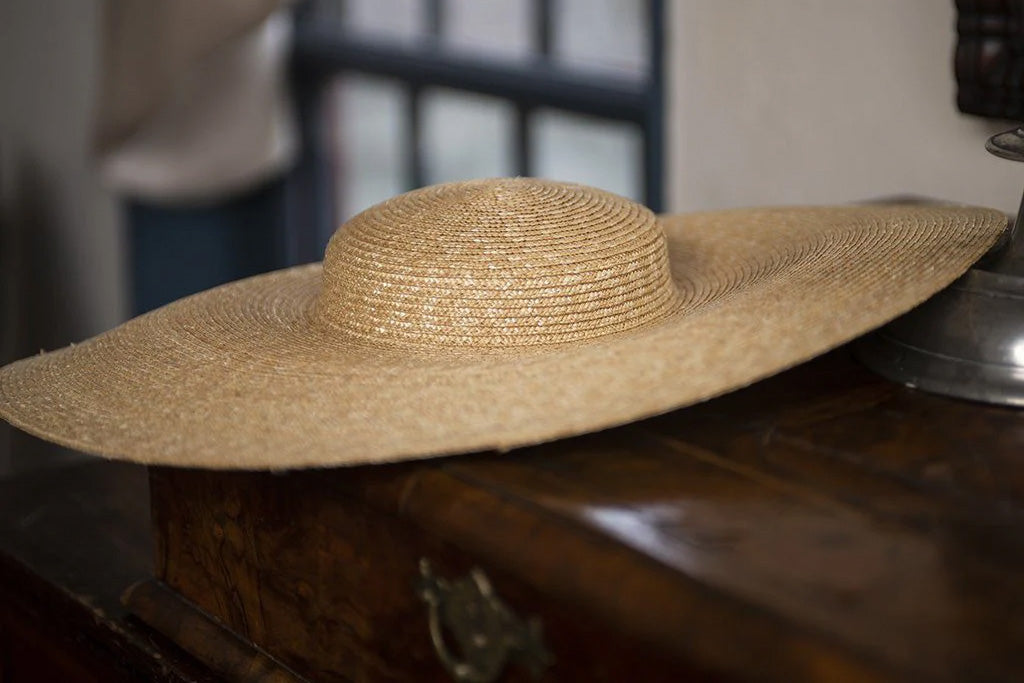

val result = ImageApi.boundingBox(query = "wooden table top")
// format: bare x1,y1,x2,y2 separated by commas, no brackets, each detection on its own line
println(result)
3,347,1024,682
0,451,219,681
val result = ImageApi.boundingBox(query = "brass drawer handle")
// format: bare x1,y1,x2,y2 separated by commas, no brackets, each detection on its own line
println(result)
417,559,553,683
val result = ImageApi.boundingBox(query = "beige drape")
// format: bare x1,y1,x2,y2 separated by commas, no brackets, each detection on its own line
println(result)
94,0,297,202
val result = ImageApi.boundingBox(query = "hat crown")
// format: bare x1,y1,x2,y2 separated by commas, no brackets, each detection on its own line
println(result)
316,178,680,349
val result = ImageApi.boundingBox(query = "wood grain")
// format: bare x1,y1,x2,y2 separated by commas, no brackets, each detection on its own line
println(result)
0,461,222,682
148,349,1024,683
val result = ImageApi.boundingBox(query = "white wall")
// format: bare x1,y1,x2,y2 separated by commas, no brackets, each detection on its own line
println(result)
667,1,1021,214
0,0,125,471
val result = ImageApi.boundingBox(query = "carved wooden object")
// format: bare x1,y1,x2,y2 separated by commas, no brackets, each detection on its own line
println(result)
956,0,1024,118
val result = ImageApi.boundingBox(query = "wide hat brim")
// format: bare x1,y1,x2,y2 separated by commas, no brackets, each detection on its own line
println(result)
0,204,1006,469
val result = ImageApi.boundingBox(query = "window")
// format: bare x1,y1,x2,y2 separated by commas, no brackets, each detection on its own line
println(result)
285,0,665,263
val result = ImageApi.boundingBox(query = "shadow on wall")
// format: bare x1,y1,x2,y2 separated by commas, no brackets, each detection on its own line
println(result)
1,157,94,475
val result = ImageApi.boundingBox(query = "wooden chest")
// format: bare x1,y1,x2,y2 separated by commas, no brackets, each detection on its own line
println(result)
115,348,1024,683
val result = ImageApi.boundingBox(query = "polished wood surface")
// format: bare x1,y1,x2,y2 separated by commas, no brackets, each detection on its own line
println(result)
0,460,220,682
124,579,310,683
151,349,1024,683
3,347,1024,681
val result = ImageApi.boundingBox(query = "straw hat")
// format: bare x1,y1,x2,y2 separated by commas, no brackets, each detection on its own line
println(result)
0,178,1006,469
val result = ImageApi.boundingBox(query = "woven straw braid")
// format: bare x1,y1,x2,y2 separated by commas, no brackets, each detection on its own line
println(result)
0,197,1003,471
316,178,682,349
0,176,1009,470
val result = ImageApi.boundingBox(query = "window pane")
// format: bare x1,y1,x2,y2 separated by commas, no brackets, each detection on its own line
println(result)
552,0,647,76
533,109,642,201
307,0,345,26
342,0,426,44
329,75,408,220
442,0,534,60
422,89,515,185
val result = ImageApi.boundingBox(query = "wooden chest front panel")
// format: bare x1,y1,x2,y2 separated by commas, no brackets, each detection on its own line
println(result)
145,350,1024,683
149,467,713,683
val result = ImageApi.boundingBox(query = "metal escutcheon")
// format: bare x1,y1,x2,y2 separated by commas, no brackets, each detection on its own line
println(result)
416,559,553,683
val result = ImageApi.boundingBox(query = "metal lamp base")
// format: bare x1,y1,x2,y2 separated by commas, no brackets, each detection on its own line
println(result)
857,126,1024,407
855,260,1024,407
